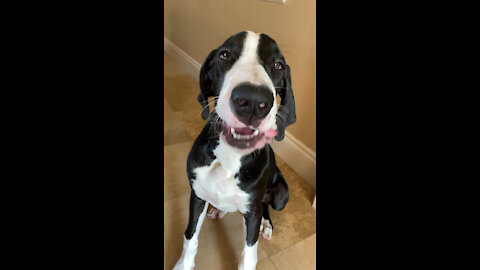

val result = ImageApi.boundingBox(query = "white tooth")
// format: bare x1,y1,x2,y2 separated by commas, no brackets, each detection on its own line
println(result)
231,131,257,140
231,127,235,135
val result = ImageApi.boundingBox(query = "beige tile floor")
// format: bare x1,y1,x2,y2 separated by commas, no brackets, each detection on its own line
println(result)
164,52,316,270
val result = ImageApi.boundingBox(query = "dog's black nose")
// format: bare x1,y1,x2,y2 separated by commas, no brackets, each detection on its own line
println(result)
230,83,274,127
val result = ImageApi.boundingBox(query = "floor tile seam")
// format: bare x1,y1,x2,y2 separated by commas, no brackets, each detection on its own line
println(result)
258,256,279,270
265,232,316,259
163,194,190,207
163,140,195,148
163,139,194,147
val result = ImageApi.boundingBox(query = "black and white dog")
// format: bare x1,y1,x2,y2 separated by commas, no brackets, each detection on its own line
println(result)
174,31,296,270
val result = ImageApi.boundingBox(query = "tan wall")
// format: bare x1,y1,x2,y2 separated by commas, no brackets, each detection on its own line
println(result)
164,0,316,152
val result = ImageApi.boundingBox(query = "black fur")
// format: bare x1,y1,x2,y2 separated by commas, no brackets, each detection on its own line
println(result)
275,64,296,140
198,49,218,120
184,190,207,239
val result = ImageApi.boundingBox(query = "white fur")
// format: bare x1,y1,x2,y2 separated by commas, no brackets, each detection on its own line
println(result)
237,217,259,270
259,217,272,240
192,139,250,214
238,242,258,270
173,203,208,270
238,217,259,270
215,30,278,135
212,137,244,176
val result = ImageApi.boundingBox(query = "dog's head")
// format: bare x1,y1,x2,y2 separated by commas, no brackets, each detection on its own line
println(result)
198,31,296,151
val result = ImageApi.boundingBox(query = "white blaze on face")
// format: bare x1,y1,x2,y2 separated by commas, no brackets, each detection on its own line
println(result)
216,31,278,131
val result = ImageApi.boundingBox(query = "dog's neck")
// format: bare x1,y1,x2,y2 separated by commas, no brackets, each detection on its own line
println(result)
212,138,245,177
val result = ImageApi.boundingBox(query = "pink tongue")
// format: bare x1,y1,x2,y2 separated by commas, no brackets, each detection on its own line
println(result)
233,127,255,135
265,129,277,138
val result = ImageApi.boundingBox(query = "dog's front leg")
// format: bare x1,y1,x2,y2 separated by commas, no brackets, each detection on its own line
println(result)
239,209,262,270
174,191,208,270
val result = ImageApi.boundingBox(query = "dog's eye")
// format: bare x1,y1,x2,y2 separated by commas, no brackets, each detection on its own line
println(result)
274,62,284,70
219,50,230,60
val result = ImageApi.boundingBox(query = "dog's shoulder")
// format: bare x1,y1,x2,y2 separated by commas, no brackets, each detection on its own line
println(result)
187,122,218,180
237,144,276,187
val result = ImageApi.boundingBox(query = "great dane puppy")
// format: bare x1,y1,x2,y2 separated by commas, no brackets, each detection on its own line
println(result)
174,30,296,270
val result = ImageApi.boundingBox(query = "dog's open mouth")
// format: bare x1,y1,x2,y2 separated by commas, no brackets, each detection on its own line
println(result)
222,125,264,149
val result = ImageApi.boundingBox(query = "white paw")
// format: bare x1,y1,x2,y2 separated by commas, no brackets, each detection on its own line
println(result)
173,260,194,270
207,207,226,219
173,244,196,270
173,257,194,270
259,218,272,240
238,242,258,270
238,262,256,270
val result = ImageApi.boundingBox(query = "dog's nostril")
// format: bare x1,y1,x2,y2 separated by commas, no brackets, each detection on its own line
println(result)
236,99,248,107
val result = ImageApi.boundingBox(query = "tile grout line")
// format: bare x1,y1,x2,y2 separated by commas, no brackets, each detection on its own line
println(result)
265,231,316,262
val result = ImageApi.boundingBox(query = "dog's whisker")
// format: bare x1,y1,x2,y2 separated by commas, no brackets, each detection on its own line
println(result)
276,107,286,114
201,100,218,115
277,109,287,117
276,110,287,122
276,104,289,112
205,110,223,136
199,96,219,105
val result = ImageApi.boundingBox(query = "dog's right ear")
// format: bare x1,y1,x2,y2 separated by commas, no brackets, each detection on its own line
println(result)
198,49,218,120
275,64,296,141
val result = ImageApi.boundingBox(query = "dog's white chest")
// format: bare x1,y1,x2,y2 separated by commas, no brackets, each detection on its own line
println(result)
192,160,250,213
192,140,250,214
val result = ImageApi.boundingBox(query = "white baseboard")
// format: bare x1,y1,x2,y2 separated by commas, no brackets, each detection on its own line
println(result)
164,37,202,80
269,132,316,189
164,37,316,190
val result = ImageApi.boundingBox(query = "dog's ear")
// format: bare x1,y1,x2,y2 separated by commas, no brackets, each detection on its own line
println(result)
198,49,218,120
275,64,296,141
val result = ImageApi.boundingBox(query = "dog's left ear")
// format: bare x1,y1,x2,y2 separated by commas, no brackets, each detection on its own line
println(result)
275,64,296,141
198,49,218,120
